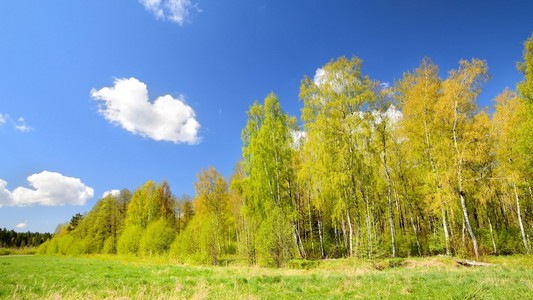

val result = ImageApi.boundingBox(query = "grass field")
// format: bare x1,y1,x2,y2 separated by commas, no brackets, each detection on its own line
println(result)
1,255,532,299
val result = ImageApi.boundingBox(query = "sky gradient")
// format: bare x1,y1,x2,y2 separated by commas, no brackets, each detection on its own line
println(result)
1,0,532,233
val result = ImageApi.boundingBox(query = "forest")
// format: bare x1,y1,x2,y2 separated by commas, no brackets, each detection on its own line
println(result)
0,228,52,249
38,34,532,267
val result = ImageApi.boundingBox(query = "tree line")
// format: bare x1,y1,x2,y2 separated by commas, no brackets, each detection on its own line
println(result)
0,228,52,249
39,34,533,266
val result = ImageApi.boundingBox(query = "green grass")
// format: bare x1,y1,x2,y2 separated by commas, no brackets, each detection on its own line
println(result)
0,255,532,299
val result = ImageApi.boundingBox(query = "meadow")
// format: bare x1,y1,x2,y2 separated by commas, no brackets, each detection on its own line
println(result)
1,255,532,299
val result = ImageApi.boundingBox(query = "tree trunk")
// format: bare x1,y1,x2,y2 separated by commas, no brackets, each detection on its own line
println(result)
453,97,478,258
387,187,396,257
346,210,354,257
293,224,304,259
341,218,348,255
382,124,396,257
408,204,422,256
334,223,340,252
487,213,497,254
513,182,530,253
462,217,466,252
461,192,479,258
306,193,315,255
442,207,451,256
318,213,325,259
364,191,373,258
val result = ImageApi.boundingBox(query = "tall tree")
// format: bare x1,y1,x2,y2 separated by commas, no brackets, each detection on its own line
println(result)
493,90,530,253
439,59,489,258
241,93,299,266
300,56,377,257
193,166,231,265
395,58,451,255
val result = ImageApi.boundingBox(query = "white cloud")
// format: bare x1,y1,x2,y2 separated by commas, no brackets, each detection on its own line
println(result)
291,130,306,149
15,222,27,229
102,189,120,198
0,171,94,207
0,179,12,208
14,117,32,132
312,67,356,94
139,0,200,25
0,114,32,132
370,105,403,128
91,77,200,144
313,68,325,86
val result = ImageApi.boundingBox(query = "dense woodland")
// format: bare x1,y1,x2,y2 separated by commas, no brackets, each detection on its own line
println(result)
0,228,52,249
39,34,533,266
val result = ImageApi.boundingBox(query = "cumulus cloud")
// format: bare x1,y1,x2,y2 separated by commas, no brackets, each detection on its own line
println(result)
102,189,120,198
0,171,94,207
139,0,200,25
0,180,12,207
15,222,27,229
91,77,200,144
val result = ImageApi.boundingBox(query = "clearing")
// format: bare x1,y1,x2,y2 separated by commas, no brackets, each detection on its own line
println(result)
1,255,532,299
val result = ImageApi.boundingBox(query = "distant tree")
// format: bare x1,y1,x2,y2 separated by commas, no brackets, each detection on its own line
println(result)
193,166,231,265
67,213,84,232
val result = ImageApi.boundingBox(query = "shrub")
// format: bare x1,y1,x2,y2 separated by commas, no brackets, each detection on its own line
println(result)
117,225,142,255
257,207,294,267
139,219,176,256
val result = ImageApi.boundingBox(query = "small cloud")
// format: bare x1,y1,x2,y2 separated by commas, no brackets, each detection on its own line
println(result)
0,171,94,207
0,114,32,132
14,117,33,132
102,189,120,198
313,68,325,86
91,77,201,144
139,0,200,25
371,105,403,126
15,222,27,229
380,82,390,90
291,130,306,149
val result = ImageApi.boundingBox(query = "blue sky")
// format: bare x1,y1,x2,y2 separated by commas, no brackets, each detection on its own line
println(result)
1,0,532,233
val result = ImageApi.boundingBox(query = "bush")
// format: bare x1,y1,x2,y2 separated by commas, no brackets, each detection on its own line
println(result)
102,236,116,254
257,207,294,267
46,239,60,255
287,259,320,269
170,217,203,263
139,219,176,256
117,225,143,255
36,240,50,255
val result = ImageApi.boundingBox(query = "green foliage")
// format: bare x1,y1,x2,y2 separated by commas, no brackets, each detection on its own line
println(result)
139,219,176,256
0,227,51,249
170,217,202,263
257,207,294,267
36,34,533,265
517,33,533,103
117,225,142,255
